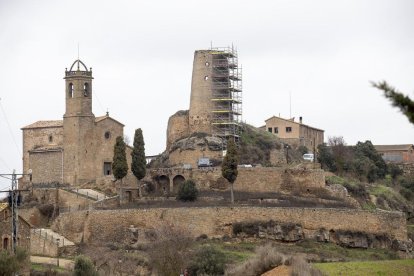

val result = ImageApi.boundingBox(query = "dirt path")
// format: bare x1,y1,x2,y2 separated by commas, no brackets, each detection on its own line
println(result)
31,256,74,270
261,265,291,276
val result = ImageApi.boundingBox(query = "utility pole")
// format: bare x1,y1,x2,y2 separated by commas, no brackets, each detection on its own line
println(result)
0,170,31,254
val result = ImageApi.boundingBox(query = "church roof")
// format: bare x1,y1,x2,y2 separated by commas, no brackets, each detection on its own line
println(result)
95,115,125,126
22,120,63,130
22,115,124,130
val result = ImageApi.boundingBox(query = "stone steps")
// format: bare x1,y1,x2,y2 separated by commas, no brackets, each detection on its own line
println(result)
32,228,74,247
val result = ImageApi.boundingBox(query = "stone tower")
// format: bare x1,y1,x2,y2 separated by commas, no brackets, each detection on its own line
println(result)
189,50,215,134
63,60,95,185
189,48,242,140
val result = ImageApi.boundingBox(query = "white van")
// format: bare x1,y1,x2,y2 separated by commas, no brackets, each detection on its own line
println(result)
303,153,314,162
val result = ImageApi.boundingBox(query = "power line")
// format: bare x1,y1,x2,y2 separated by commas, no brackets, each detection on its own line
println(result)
0,98,21,155
0,156,11,171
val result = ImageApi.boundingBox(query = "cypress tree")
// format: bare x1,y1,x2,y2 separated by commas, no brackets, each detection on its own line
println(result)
372,81,414,125
112,136,128,181
131,128,146,197
222,139,239,203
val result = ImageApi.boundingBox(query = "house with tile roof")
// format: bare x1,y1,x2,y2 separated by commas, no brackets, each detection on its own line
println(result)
374,144,414,163
0,203,31,252
262,115,324,150
21,60,130,186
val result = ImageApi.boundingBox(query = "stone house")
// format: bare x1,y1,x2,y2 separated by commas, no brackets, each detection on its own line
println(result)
21,59,132,186
0,203,31,252
263,116,324,150
374,144,414,163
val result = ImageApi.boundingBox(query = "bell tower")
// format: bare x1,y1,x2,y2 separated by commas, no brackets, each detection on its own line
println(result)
63,59,96,185
64,59,94,117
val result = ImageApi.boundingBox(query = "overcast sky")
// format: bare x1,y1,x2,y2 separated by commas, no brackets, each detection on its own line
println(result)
1,0,413,190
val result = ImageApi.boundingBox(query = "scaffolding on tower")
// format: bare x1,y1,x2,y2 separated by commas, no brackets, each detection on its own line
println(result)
210,46,242,143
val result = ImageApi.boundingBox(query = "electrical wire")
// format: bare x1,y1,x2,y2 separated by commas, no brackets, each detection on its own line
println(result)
0,98,21,155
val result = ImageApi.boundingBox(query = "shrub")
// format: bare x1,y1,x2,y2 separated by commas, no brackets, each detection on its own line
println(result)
74,255,98,276
148,224,193,276
400,188,414,201
37,204,55,219
388,163,403,181
0,247,28,275
226,243,284,276
176,180,198,201
290,256,322,276
188,246,226,276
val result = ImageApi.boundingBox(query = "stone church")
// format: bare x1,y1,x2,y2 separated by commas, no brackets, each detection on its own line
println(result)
22,59,129,186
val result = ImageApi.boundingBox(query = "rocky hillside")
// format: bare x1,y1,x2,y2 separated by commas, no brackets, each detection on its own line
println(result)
150,123,302,168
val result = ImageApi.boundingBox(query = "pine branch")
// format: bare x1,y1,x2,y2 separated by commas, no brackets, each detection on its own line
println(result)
372,81,414,125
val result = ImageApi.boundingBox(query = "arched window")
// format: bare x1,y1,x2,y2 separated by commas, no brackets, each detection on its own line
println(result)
84,83,89,97
3,237,8,250
68,83,74,98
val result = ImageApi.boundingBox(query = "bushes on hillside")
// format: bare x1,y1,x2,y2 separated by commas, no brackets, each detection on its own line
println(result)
176,180,198,201
74,255,98,276
239,124,281,166
318,139,387,183
226,243,285,276
188,246,226,276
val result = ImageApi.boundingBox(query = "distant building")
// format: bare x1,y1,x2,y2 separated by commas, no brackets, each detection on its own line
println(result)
0,203,31,252
263,116,324,150
374,144,414,163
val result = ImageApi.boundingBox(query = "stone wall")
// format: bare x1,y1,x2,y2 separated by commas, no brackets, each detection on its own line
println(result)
22,126,63,182
148,167,325,194
30,230,58,257
29,150,63,183
166,111,190,150
52,207,407,245
168,148,222,169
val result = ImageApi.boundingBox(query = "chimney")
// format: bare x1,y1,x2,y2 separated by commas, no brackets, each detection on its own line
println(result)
299,116,303,124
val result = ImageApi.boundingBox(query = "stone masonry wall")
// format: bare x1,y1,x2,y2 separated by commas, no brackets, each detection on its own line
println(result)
30,151,63,183
52,207,407,245
149,167,325,193
22,126,63,182
166,111,190,150
30,231,58,257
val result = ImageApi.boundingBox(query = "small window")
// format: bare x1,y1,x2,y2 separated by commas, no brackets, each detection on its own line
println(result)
83,83,89,97
68,83,74,98
48,135,53,143
104,162,112,176
204,76,209,81
104,131,111,139
274,127,278,134
286,127,292,133
268,127,272,133
205,62,210,67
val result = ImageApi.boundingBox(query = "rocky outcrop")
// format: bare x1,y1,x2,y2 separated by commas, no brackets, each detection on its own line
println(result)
233,220,304,242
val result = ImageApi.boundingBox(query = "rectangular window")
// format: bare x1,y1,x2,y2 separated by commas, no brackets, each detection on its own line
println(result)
268,127,272,133
274,127,278,134
286,127,292,133
103,162,112,176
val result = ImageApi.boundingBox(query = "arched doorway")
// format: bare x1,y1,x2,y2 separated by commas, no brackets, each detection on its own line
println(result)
157,175,170,195
173,175,186,193
3,237,9,250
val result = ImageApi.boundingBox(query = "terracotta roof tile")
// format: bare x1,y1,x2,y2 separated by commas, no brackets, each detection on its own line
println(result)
374,144,414,152
22,120,63,129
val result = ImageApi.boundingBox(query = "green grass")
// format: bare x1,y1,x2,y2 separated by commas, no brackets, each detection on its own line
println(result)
198,240,256,263
289,240,399,262
31,263,68,273
314,259,414,276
